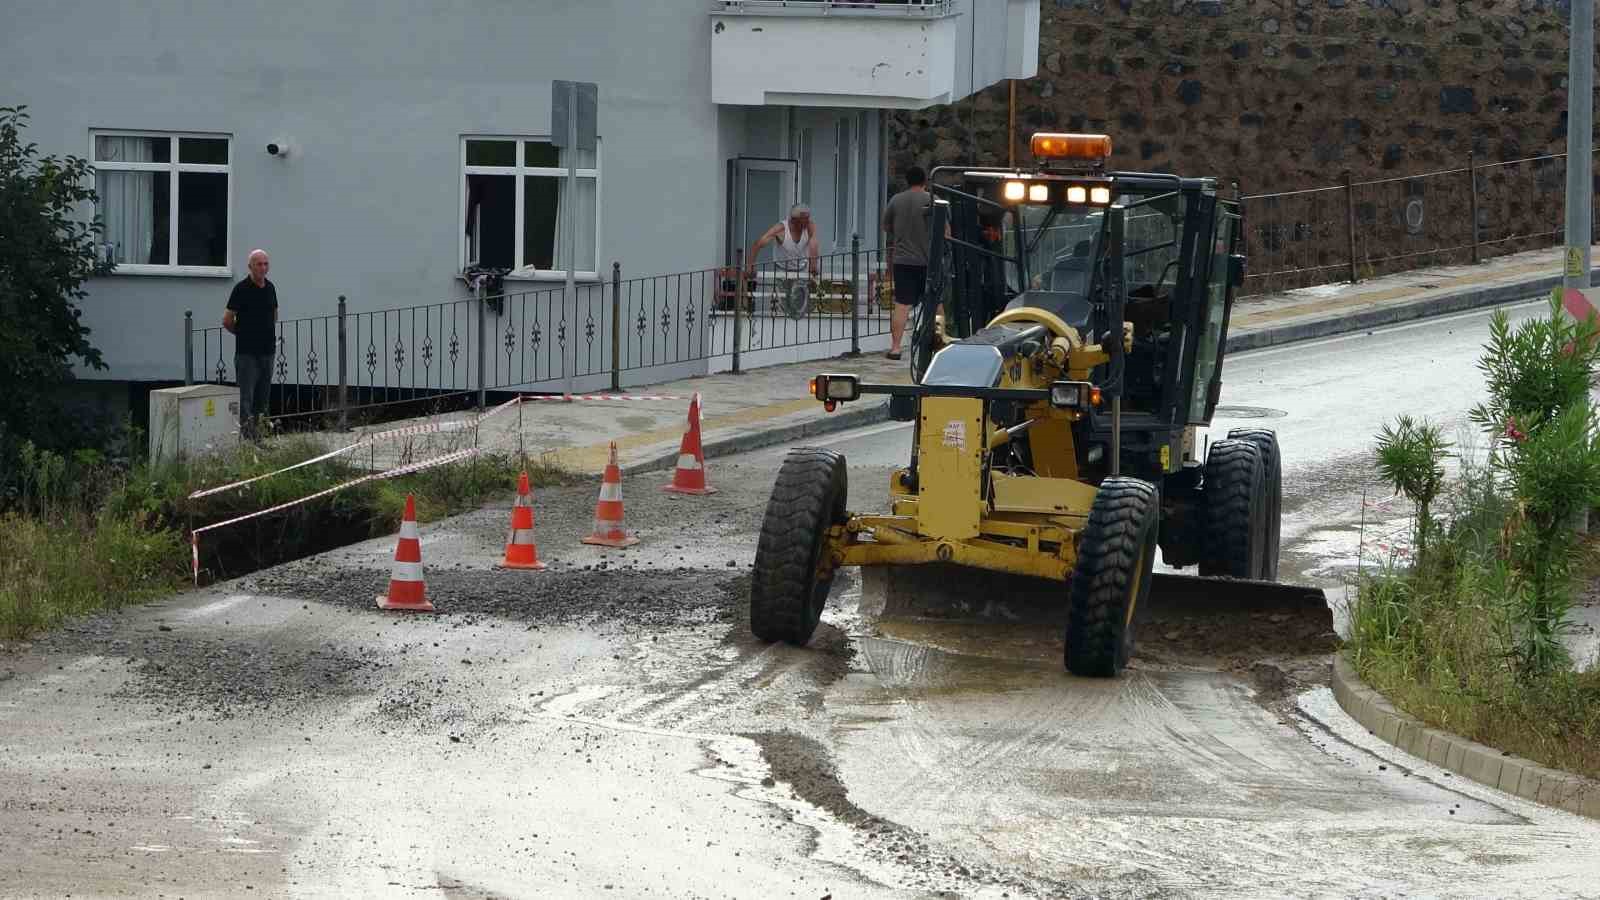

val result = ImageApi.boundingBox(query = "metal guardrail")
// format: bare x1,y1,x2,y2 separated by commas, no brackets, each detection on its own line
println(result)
1238,146,1600,296
185,238,896,424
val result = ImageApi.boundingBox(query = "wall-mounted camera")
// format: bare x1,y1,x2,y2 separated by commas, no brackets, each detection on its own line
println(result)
266,139,293,158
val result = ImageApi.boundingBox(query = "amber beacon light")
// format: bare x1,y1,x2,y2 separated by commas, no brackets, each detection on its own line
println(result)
1031,133,1113,162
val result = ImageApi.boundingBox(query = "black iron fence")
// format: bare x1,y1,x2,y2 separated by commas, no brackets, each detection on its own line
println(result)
1239,146,1600,296
186,239,897,424
187,147,1600,424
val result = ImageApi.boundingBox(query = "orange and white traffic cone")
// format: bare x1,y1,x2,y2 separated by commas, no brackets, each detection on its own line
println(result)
377,494,434,612
498,471,547,570
663,392,717,495
581,442,640,548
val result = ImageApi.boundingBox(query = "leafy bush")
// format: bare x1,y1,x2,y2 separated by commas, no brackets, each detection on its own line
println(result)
0,104,114,505
1373,415,1451,562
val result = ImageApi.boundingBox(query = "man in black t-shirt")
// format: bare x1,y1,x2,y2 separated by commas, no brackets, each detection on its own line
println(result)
223,249,279,442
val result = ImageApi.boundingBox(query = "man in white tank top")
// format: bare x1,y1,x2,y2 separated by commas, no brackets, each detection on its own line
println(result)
745,204,820,277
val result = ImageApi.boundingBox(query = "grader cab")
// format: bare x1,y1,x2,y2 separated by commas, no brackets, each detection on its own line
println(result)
749,133,1326,677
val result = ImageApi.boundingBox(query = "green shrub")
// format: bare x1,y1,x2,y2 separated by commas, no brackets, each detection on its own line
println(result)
1373,415,1451,563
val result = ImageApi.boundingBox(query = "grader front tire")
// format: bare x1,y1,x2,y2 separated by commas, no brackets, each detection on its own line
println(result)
1065,477,1160,678
750,448,848,646
1199,439,1268,579
1227,428,1282,581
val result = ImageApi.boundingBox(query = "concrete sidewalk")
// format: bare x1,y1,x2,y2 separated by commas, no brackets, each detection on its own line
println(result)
310,242,1600,478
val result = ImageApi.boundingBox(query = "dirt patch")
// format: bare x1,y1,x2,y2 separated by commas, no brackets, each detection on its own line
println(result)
244,564,749,632
40,619,389,718
744,731,1070,898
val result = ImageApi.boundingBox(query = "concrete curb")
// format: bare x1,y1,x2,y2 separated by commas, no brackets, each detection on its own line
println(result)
620,399,892,476
1225,268,1600,353
1331,654,1600,820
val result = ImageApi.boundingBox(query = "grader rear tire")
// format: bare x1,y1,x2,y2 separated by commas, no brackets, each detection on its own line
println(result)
750,448,848,646
1065,477,1159,678
1199,439,1268,579
1227,428,1282,581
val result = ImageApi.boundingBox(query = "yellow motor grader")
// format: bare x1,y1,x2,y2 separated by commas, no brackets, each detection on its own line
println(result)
748,133,1327,677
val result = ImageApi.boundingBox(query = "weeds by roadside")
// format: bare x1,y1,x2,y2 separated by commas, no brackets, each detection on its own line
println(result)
1351,297,1600,780
1,432,578,641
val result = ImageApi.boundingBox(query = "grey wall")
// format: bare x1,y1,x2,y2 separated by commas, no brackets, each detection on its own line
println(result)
4,0,734,383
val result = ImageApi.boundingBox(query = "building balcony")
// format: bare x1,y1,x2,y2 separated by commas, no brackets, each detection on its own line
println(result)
710,0,1037,110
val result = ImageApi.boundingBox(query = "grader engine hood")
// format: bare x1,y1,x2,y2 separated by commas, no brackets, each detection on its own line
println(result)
922,322,1056,388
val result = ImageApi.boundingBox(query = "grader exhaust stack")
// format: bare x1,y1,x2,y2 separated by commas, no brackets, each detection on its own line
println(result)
749,134,1333,676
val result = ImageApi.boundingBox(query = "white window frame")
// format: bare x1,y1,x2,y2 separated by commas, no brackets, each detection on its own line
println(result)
89,129,233,277
459,135,603,282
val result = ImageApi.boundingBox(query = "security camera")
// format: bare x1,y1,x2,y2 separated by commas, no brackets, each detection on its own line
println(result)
266,142,283,157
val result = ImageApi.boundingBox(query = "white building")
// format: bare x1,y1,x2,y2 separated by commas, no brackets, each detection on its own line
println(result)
3,0,1038,414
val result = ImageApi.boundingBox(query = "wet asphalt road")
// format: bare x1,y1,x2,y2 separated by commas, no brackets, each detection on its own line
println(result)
4,299,1600,899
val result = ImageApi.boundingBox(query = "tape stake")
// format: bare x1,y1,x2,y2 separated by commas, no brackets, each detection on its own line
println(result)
191,533,200,586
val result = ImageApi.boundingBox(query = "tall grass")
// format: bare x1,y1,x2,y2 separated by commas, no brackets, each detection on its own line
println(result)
1349,442,1600,780
0,433,575,640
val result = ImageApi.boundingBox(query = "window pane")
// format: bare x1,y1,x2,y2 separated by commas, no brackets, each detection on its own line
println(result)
177,172,228,266
179,137,229,165
797,129,814,205
95,135,169,164
466,140,517,167
465,174,515,267
835,118,852,246
523,141,595,169
96,170,170,265
524,142,559,167
1189,211,1234,423
525,176,597,272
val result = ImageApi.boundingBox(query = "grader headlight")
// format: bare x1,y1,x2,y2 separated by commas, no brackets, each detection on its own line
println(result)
810,374,860,403
1003,180,1027,202
1050,380,1102,410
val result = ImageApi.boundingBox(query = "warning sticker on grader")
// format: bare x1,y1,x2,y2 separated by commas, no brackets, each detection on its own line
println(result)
941,420,967,449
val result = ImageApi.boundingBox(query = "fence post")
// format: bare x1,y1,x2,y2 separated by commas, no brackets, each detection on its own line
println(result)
610,261,622,392
336,295,349,431
1467,150,1481,265
733,248,745,374
475,280,487,410
849,234,861,357
1343,170,1359,285
183,310,194,386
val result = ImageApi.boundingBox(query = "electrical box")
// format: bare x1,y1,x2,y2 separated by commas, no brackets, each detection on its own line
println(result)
148,384,240,464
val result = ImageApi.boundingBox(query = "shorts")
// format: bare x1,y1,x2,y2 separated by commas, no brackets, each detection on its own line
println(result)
892,264,927,307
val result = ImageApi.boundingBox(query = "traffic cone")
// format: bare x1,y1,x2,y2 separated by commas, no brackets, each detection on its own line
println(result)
498,471,547,570
377,494,434,612
663,392,717,495
581,442,640,548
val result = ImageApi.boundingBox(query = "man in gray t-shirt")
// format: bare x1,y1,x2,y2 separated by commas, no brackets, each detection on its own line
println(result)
881,166,932,360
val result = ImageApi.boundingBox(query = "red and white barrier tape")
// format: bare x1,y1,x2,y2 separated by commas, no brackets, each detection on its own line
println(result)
520,394,685,402
191,446,480,548
188,396,521,500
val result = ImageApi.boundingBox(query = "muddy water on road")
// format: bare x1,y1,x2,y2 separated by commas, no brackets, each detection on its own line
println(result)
827,601,1600,899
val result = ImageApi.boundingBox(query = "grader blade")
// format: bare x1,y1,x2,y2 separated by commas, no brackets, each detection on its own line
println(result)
858,564,1336,660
